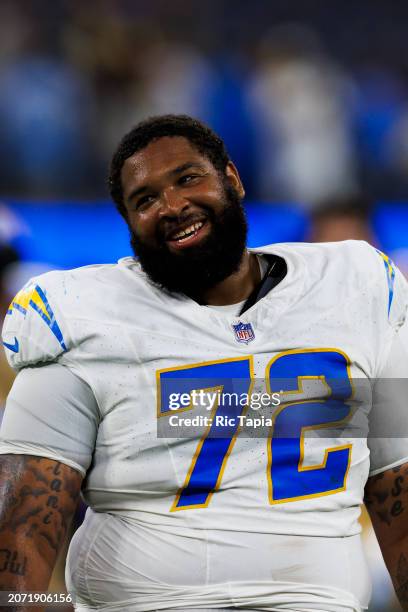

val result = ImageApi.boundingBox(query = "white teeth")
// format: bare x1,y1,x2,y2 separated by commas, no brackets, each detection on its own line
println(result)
172,221,204,241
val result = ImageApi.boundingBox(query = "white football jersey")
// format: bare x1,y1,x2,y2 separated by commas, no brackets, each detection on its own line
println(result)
1,240,408,611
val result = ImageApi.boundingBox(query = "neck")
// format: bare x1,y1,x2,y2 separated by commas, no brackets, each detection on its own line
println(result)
199,251,260,306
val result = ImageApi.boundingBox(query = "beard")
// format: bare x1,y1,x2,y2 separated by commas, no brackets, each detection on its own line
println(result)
130,183,248,298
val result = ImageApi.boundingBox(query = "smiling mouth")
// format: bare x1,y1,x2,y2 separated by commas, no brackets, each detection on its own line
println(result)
172,220,204,241
166,219,209,249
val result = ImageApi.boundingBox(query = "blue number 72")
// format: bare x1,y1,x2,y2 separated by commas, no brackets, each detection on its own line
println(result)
157,349,353,510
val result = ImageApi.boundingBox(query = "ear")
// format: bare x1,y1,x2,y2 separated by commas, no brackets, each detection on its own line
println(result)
225,161,245,199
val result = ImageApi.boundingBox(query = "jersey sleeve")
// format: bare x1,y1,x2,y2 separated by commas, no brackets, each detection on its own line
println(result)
368,314,408,476
360,245,408,378
0,363,99,475
374,248,408,331
1,273,69,370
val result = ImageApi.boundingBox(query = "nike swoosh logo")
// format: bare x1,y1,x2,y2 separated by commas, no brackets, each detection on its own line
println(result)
2,337,20,353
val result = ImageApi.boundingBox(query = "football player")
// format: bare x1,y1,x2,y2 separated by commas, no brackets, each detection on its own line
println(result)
1,115,408,612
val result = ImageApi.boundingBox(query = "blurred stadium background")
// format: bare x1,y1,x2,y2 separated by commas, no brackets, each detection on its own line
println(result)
1,1,408,610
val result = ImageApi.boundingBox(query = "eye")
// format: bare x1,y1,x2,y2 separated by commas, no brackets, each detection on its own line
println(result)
136,194,156,210
179,174,200,185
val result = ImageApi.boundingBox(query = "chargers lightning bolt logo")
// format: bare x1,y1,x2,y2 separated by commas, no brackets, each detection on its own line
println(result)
4,283,66,351
376,250,396,317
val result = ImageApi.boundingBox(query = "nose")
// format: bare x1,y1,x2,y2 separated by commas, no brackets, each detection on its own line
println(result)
158,187,190,218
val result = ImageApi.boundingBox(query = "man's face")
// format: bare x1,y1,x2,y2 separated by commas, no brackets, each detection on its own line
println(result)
121,136,247,296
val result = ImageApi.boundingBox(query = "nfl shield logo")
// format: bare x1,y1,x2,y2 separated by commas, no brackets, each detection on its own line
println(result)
232,321,255,344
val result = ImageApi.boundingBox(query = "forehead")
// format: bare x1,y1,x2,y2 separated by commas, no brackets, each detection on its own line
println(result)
121,136,212,189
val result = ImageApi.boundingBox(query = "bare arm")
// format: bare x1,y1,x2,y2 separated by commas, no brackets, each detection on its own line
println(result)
365,462,408,610
0,454,82,609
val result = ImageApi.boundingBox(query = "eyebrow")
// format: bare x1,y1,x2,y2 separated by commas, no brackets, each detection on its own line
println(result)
126,161,206,203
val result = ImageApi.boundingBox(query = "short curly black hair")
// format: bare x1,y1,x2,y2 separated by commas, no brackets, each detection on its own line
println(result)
108,114,230,217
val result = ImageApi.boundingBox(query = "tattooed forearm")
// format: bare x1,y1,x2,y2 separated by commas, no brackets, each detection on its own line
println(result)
365,465,407,526
365,463,408,610
396,554,408,604
0,454,82,592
